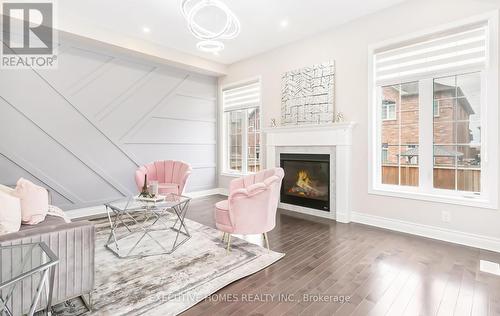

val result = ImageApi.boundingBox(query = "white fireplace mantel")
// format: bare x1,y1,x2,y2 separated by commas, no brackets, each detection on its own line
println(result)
264,122,355,223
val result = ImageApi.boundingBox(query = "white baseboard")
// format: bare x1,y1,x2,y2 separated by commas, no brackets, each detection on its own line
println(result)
66,205,107,219
352,211,500,253
184,188,226,198
217,187,229,196
66,188,228,219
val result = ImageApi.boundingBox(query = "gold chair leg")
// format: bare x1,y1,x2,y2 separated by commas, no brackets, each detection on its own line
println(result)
263,232,270,250
226,234,232,253
222,232,226,241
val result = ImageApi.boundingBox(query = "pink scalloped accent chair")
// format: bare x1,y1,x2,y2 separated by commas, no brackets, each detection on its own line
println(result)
215,168,284,251
135,160,192,196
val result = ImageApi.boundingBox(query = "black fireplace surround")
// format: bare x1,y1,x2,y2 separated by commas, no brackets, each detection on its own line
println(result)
280,153,330,212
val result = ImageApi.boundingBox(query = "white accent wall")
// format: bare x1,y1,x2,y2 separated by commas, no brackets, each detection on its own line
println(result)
218,0,500,248
0,34,218,210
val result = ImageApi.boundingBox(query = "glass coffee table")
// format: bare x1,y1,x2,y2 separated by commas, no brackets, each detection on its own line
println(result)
0,242,59,316
105,193,191,258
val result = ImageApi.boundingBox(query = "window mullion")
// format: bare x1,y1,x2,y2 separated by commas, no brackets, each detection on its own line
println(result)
480,71,488,198
242,110,249,173
419,78,434,192
397,84,401,186
375,87,383,186
224,112,229,171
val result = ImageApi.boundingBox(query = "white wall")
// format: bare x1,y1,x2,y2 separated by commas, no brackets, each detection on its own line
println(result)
218,0,500,240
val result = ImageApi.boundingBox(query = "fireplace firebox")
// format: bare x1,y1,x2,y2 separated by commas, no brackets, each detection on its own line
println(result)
280,153,330,211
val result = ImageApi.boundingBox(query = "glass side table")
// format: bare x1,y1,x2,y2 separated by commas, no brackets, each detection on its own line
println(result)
105,193,192,258
0,242,59,316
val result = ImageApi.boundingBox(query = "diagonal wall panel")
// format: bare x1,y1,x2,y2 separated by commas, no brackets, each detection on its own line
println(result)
0,98,123,204
100,68,188,140
37,47,113,94
70,59,155,117
0,153,74,208
0,68,136,197
0,36,218,209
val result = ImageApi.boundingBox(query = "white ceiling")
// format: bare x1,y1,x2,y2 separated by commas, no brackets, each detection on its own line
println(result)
58,0,408,65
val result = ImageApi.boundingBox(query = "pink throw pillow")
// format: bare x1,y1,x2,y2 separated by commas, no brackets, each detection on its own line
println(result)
0,191,21,234
12,178,48,225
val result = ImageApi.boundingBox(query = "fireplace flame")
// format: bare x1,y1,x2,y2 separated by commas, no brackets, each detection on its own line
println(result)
296,170,312,190
286,166,328,200
288,169,322,196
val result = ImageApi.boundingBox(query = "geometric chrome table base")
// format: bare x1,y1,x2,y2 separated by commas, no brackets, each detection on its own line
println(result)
105,194,191,259
0,242,59,316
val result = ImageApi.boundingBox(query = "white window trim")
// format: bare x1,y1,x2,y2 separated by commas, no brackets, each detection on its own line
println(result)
221,77,262,176
367,12,499,209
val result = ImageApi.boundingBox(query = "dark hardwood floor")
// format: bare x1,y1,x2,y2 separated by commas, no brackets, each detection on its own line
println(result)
181,195,500,316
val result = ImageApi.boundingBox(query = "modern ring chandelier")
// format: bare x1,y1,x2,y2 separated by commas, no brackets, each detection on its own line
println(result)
180,0,241,53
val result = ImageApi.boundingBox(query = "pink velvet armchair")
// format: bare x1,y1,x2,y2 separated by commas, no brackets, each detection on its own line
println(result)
215,168,284,251
135,160,192,196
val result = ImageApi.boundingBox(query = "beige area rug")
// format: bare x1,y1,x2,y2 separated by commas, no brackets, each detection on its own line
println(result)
52,215,284,316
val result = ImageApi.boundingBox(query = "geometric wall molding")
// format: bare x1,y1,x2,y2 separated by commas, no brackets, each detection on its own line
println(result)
0,35,217,210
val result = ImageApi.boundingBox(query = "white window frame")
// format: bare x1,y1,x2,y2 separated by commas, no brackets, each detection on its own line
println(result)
368,12,499,209
221,77,262,177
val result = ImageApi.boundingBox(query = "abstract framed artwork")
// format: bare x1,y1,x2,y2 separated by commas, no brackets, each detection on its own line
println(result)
281,61,335,125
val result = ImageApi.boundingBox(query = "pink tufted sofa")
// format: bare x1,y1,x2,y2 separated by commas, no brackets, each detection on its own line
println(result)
135,160,192,196
215,168,284,251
